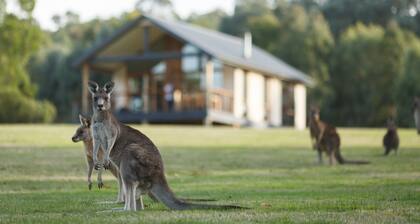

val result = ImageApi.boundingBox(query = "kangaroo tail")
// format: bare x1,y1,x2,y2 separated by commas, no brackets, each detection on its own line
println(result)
334,149,345,164
150,177,245,210
335,150,369,165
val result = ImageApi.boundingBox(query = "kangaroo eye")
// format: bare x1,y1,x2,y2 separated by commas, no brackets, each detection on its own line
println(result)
104,96,109,101
93,97,98,102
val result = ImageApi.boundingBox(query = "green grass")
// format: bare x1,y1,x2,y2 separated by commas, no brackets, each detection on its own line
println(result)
0,125,420,223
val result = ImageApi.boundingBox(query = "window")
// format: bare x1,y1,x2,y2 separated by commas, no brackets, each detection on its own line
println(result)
182,44,200,54
152,62,166,74
182,56,200,73
128,77,143,112
213,59,223,89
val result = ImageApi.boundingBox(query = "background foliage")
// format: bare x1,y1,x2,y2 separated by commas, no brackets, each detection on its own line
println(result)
0,0,56,123
3,0,420,126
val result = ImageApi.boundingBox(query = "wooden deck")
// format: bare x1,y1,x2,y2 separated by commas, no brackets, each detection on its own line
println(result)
116,109,249,126
116,110,207,124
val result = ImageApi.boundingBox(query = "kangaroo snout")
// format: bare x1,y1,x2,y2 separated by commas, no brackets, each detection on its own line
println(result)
72,136,79,142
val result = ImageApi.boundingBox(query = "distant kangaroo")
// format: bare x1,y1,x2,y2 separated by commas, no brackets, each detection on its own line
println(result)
309,107,369,165
383,118,399,156
413,97,420,134
88,81,243,211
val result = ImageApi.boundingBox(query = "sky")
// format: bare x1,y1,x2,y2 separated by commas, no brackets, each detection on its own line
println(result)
6,0,235,31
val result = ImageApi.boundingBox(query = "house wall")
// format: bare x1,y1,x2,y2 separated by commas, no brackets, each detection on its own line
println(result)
267,78,282,127
113,66,128,111
246,71,266,126
223,66,234,91
233,68,245,118
294,83,307,130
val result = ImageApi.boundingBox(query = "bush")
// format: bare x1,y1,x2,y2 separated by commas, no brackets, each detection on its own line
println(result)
0,88,56,123
396,47,420,127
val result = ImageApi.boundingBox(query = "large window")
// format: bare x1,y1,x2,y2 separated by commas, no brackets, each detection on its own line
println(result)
182,45,202,92
128,76,143,112
213,59,224,89
152,62,166,76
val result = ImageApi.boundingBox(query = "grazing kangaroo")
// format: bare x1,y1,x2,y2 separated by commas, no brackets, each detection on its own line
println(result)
413,97,420,134
309,107,369,165
88,81,243,211
383,118,399,156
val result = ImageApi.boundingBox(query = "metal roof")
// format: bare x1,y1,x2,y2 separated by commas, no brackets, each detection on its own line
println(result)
74,15,313,85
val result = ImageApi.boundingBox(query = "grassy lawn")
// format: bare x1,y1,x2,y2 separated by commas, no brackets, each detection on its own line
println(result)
0,125,419,223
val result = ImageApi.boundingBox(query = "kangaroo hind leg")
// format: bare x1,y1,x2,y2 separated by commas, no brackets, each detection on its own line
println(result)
123,180,138,211
317,149,323,164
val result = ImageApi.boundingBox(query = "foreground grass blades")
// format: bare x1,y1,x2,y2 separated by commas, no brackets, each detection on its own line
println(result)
0,125,419,223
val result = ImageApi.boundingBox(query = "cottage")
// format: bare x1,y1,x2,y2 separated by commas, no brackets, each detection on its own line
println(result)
74,15,313,129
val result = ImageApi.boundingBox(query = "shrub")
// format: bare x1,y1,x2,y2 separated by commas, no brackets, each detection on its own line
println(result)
0,88,56,123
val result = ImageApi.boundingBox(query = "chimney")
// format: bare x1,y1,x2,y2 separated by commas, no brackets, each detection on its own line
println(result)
243,32,252,59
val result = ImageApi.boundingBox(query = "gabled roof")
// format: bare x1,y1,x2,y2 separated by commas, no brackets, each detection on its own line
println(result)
74,15,313,85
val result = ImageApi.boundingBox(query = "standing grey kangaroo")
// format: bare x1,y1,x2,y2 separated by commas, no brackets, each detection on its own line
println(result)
383,118,399,156
88,81,243,211
413,97,420,134
309,107,369,165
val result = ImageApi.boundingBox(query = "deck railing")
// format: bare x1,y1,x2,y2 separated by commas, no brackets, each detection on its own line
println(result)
209,88,234,113
178,91,205,111
127,89,233,113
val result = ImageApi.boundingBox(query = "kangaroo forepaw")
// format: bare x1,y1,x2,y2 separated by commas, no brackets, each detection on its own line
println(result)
103,160,111,170
94,163,103,170
98,182,104,189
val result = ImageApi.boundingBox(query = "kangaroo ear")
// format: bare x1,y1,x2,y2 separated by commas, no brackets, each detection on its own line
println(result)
88,81,99,94
84,118,91,127
104,81,115,94
79,114,90,127
79,114,86,125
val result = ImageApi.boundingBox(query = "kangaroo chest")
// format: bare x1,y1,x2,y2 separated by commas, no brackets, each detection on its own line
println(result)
92,121,117,152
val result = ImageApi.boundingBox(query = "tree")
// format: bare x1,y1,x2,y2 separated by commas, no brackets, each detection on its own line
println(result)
0,0,6,24
187,9,227,30
135,0,176,19
0,0,56,122
272,3,334,106
322,0,420,37
395,32,420,127
220,0,272,36
0,0,43,96
327,23,407,126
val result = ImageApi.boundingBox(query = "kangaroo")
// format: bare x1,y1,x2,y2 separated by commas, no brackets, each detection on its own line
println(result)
72,116,210,205
309,107,369,165
413,97,420,134
71,115,124,202
308,107,324,164
88,81,243,211
383,118,399,156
